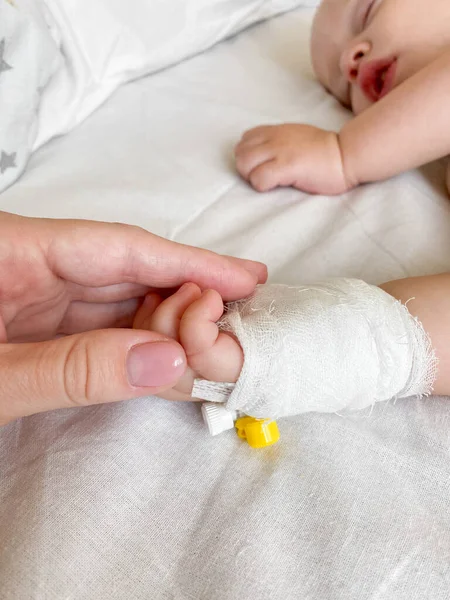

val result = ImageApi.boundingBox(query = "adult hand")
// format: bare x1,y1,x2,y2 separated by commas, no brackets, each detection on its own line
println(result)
0,212,267,424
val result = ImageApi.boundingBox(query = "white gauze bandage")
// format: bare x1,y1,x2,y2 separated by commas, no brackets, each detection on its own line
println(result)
193,279,437,419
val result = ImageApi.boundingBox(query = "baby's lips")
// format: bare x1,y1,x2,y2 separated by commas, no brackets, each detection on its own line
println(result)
358,57,397,102
379,59,397,99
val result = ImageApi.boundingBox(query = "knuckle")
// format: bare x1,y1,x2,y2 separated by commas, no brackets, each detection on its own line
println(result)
250,170,271,193
234,152,244,167
250,125,266,135
234,144,244,158
118,222,146,235
254,181,269,193
62,336,96,406
235,156,250,177
111,222,148,242
241,128,255,140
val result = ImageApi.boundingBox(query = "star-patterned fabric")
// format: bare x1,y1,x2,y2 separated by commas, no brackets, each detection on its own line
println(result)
0,0,59,192
0,38,12,74
0,150,16,174
0,31,15,180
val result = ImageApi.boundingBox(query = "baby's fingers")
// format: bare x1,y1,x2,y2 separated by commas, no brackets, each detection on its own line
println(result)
133,293,163,330
180,290,224,357
235,144,274,181
180,290,243,383
239,125,272,145
248,160,285,192
144,283,202,340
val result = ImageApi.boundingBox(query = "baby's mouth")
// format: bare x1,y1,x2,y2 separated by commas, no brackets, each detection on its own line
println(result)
359,58,397,103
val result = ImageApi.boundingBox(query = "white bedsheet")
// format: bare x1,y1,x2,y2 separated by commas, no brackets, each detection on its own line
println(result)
36,0,316,149
1,7,450,599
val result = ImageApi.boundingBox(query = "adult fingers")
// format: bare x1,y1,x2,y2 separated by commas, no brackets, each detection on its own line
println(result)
45,219,267,300
0,329,187,425
70,282,150,303
59,298,141,334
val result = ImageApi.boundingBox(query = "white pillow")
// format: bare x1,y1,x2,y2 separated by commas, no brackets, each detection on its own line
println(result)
36,0,318,148
0,0,60,192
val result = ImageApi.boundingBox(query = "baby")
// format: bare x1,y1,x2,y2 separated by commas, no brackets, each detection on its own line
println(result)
133,283,243,403
132,1,450,417
133,274,450,415
235,0,450,195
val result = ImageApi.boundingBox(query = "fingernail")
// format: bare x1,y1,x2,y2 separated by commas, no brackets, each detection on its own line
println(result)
127,342,185,388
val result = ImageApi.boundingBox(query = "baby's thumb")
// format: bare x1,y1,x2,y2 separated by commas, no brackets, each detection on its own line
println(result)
0,329,187,425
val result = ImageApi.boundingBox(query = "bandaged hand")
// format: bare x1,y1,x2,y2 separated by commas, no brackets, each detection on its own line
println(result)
234,124,350,195
132,284,244,402
136,279,436,419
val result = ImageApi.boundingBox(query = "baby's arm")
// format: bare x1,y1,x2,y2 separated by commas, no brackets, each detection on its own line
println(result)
134,275,450,410
236,50,450,194
341,51,450,188
380,274,450,396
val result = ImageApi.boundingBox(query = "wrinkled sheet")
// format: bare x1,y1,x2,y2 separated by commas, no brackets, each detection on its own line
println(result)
37,0,317,148
0,0,314,192
1,8,450,600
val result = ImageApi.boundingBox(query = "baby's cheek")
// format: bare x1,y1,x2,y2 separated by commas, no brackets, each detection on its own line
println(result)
350,87,373,115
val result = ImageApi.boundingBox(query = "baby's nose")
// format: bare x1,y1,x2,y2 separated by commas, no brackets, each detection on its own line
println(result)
340,42,371,81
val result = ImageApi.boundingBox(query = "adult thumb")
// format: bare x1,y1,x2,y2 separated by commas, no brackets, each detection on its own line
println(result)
0,329,187,425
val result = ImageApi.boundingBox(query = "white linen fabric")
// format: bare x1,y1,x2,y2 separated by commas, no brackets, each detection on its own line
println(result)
1,7,450,600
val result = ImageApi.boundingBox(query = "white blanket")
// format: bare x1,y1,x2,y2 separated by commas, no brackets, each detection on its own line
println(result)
0,0,59,192
1,7,450,600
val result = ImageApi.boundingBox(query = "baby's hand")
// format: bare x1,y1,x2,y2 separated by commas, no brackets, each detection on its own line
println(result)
133,283,244,402
235,124,350,195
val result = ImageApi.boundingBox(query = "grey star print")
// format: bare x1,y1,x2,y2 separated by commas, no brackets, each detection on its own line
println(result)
0,39,12,74
0,151,17,174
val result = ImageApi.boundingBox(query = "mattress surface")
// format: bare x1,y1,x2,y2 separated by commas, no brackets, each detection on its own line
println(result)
1,8,450,599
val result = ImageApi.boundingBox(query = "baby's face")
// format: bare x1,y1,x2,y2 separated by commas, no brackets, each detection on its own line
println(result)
311,0,450,114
